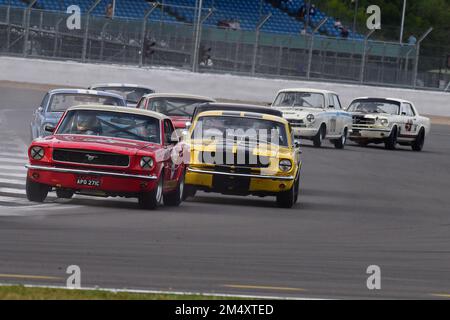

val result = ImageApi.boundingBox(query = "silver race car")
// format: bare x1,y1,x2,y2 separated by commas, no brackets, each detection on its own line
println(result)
347,97,431,151
30,88,126,141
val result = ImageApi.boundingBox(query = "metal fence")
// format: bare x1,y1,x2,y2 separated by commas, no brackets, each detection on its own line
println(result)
0,3,448,91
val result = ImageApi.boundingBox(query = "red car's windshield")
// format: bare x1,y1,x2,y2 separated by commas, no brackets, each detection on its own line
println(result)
146,98,211,117
57,110,161,143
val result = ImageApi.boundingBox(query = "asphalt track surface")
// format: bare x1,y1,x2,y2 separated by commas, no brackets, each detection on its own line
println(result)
0,84,450,299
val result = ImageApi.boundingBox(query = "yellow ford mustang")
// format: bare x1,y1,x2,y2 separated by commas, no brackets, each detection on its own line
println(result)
183,103,302,208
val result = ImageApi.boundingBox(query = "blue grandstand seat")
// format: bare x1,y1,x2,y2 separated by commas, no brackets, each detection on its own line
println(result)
0,0,364,39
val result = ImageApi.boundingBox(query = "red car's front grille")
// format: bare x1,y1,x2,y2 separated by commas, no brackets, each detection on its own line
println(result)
52,149,130,167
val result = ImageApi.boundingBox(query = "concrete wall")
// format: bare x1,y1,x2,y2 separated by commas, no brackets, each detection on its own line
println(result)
1,56,449,116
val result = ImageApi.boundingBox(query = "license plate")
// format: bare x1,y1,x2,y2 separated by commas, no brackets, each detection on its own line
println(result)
76,176,101,187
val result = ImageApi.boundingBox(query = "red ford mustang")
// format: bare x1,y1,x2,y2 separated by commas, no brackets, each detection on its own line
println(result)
136,93,216,129
25,105,185,209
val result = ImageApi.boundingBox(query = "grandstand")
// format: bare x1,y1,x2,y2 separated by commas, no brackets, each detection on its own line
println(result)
1,0,429,88
0,0,363,39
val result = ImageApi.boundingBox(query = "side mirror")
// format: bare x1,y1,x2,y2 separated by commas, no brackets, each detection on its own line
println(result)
401,112,407,116
170,135,180,144
294,140,301,149
328,105,335,109
266,102,272,106
44,124,55,133
37,107,44,113
185,121,192,130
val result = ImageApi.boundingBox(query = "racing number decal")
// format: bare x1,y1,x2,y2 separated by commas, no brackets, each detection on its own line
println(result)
405,120,413,132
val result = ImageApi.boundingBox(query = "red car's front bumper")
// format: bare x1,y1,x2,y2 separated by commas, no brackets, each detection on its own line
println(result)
26,164,158,193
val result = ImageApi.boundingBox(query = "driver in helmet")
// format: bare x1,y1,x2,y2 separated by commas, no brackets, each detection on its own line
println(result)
75,113,101,135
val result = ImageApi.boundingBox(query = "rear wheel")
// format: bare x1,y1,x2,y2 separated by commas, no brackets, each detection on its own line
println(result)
333,128,348,149
138,174,163,210
164,169,185,207
384,126,398,150
56,189,74,199
412,128,425,152
313,125,325,148
26,178,49,202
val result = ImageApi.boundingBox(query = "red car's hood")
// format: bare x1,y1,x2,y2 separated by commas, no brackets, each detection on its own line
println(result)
170,116,191,129
45,135,161,155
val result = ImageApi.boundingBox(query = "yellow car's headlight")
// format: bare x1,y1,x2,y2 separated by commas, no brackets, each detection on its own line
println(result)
279,159,292,172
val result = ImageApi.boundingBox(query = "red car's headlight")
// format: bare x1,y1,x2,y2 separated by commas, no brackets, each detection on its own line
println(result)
140,156,154,169
30,146,45,160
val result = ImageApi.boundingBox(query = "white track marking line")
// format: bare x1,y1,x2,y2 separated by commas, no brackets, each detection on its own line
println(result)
0,188,25,195
0,195,27,203
0,178,25,185
0,146,26,153
0,164,27,171
0,173,27,178
0,152,27,158
18,205,82,212
0,157,28,164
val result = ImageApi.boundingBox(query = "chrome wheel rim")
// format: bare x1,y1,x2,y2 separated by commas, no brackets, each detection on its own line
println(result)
179,175,185,202
156,178,163,204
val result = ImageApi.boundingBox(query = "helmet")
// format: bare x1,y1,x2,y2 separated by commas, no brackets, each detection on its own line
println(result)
76,113,97,133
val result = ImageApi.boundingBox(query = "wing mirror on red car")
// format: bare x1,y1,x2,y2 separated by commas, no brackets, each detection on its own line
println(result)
44,124,56,133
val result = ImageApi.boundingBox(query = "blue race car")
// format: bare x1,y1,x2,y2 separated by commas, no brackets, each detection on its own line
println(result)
30,88,126,141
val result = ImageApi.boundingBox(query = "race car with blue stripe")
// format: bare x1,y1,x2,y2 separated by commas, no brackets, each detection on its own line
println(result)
271,88,352,149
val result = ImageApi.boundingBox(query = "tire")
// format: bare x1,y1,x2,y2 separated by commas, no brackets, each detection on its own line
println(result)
26,178,49,202
276,177,298,209
56,189,74,199
294,171,301,204
313,125,325,148
384,126,398,150
411,128,425,152
182,185,197,201
333,128,348,149
164,169,185,207
138,174,163,210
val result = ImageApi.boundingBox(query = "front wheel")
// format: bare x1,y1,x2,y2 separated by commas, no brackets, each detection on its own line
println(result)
164,169,185,207
138,174,163,210
411,129,425,152
333,128,348,149
276,177,298,209
313,125,325,148
384,126,398,150
26,178,49,202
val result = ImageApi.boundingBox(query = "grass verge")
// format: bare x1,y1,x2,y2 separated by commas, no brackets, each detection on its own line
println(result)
0,285,237,300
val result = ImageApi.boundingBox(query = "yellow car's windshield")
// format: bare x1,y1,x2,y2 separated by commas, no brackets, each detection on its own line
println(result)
191,116,288,147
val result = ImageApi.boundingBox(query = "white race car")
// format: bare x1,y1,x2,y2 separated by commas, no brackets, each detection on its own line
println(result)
347,97,431,151
271,88,352,149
